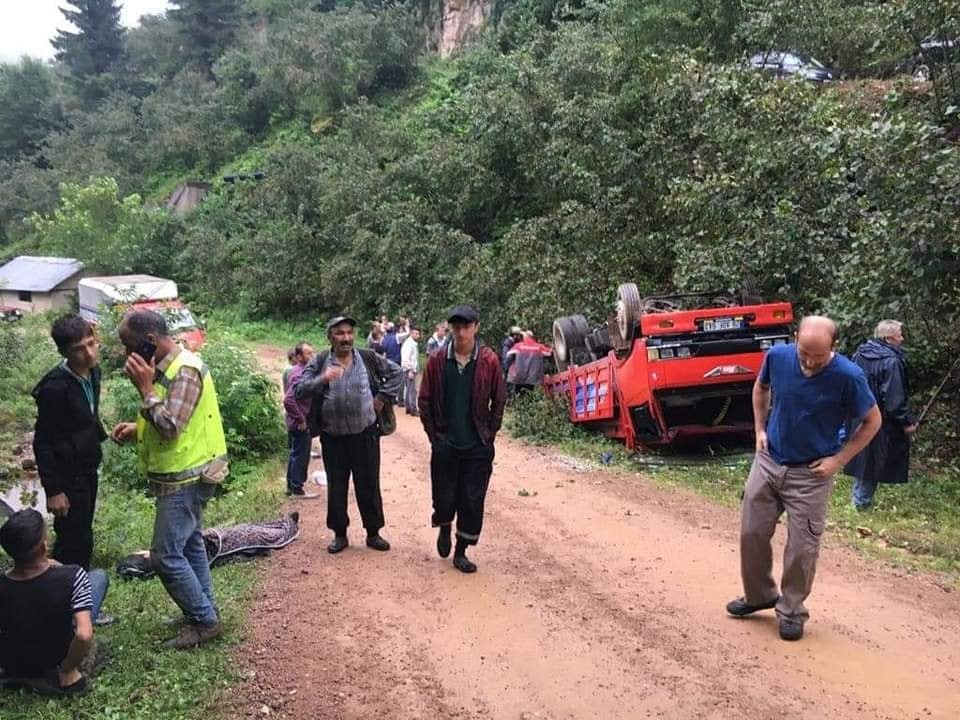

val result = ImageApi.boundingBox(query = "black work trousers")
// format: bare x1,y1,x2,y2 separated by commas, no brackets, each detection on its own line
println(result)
52,472,98,570
430,443,495,546
321,427,384,535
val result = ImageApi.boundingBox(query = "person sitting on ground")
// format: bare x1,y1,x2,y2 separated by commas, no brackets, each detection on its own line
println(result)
0,509,109,696
506,331,553,396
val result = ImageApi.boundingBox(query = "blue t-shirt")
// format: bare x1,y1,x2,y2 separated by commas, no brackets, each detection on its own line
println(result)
759,344,876,465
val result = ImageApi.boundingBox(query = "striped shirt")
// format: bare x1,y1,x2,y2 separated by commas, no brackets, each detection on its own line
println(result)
71,567,93,611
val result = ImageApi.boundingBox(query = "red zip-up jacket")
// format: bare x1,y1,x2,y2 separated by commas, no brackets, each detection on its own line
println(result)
418,342,507,446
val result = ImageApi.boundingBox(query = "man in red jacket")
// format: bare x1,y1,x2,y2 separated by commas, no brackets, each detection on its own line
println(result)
418,305,507,573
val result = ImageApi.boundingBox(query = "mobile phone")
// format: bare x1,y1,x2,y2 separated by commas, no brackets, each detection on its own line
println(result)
136,341,157,363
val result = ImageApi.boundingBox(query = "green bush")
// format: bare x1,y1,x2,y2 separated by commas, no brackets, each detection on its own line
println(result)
506,387,585,444
25,176,180,276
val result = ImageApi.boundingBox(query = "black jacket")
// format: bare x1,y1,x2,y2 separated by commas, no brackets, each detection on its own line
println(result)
32,364,107,497
845,340,916,485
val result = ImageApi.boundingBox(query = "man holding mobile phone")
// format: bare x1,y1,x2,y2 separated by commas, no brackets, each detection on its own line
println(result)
110,310,228,650
32,315,106,571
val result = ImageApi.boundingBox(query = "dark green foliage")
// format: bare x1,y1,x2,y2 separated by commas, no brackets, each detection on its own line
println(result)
124,14,190,91
506,387,586,444
169,0,245,75
52,0,126,106
0,58,63,163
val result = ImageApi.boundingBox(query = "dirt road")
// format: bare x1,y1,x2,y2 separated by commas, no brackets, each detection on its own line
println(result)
232,348,960,720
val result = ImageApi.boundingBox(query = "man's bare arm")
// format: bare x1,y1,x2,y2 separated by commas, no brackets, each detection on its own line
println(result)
752,379,771,451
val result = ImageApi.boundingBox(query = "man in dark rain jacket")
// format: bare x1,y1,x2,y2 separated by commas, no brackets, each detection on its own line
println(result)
845,320,917,510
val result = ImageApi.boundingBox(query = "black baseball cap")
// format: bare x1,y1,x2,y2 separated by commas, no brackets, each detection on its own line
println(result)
326,315,357,332
447,304,479,324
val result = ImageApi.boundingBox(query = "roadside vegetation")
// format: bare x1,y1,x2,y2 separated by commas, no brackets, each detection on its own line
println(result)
0,315,286,720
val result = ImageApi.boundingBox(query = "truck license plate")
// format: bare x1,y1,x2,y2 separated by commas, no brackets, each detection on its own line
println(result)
703,317,743,332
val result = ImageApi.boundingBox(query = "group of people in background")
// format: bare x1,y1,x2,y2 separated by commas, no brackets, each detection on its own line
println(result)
279,306,505,574
0,306,919,697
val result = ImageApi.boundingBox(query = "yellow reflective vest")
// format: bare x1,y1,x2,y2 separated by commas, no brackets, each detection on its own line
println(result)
137,349,228,482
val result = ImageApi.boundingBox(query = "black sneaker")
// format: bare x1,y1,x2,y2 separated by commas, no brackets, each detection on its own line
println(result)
286,487,319,499
779,619,804,641
366,534,391,552
328,535,349,554
726,596,779,617
437,527,452,558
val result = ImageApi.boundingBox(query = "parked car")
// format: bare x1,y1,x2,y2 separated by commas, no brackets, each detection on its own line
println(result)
910,37,957,81
748,51,834,82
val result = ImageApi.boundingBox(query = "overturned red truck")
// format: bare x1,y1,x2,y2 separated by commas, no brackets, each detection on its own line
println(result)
544,284,794,451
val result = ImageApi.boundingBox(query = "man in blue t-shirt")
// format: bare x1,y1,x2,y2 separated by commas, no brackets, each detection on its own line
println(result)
726,316,881,641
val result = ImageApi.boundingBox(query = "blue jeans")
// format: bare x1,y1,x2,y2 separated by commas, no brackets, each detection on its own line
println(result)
151,483,218,627
286,428,311,492
88,569,109,621
852,475,878,510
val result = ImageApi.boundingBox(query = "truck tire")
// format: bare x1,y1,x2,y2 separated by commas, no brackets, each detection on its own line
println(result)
616,283,641,344
553,315,590,371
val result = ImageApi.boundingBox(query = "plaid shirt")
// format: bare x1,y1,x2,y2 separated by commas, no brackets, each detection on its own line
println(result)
141,347,228,483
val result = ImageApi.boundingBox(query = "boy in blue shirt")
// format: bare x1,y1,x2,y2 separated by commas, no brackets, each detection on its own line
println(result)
726,316,881,641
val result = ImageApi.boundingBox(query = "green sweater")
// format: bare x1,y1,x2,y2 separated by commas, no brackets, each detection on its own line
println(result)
442,355,481,449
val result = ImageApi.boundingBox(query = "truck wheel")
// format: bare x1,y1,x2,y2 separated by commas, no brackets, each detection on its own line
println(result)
616,283,641,343
553,315,590,370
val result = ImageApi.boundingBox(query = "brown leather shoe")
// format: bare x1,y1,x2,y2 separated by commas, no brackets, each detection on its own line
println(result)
165,622,223,650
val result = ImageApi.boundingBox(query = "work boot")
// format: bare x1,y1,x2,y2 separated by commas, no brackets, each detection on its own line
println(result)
725,596,779,617
453,554,477,574
453,537,476,573
779,619,804,641
365,534,391,552
437,526,452,558
328,535,349,554
165,621,222,650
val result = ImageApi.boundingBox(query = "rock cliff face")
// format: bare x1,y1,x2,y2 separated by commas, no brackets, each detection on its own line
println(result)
424,0,495,57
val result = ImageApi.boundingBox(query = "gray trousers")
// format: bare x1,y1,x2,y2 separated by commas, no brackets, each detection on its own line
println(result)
403,372,417,414
740,449,835,624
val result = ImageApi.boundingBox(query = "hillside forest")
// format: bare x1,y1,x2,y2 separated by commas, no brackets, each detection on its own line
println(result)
1,0,958,456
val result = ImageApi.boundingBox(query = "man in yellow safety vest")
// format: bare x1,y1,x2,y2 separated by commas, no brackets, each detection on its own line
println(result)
110,310,228,650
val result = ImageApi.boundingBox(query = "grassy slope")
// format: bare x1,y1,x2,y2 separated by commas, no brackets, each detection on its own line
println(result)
1,319,288,719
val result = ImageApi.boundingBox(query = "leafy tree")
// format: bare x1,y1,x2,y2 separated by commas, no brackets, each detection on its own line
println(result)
169,0,244,75
125,13,190,92
52,0,125,105
44,92,149,193
25,177,178,276
0,58,63,162
140,70,247,173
